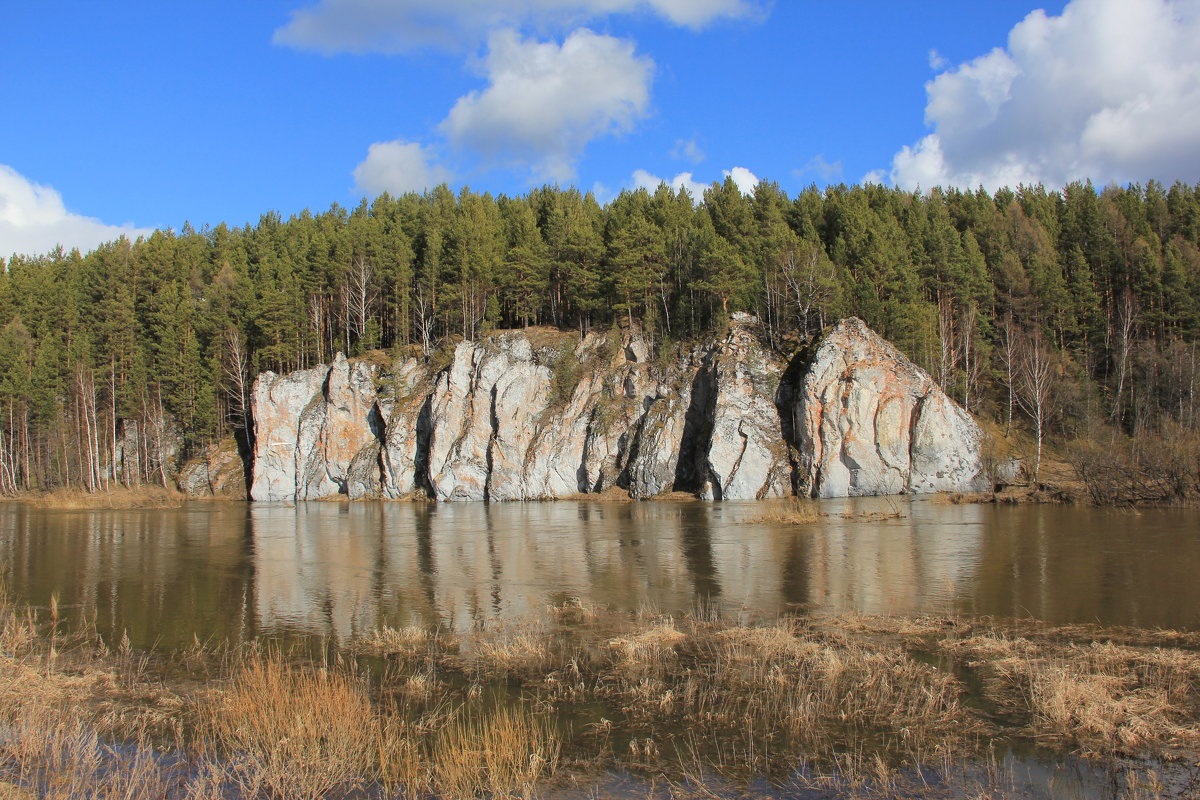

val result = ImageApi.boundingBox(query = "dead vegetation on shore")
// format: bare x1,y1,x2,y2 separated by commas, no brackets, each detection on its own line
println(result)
2,592,1198,799
3,485,186,510
742,497,907,524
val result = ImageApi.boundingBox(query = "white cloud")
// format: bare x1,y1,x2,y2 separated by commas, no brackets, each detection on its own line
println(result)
630,165,758,198
882,0,1200,191
670,138,705,164
722,166,759,194
632,169,708,197
274,0,754,53
927,49,948,70
441,29,653,181
0,165,152,259
353,140,453,196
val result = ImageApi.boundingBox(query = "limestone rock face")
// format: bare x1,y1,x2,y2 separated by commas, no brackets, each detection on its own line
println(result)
248,317,986,502
378,358,434,499
249,354,386,502
792,318,986,497
425,335,551,501
625,384,692,499
249,364,328,502
702,316,793,500
303,354,385,499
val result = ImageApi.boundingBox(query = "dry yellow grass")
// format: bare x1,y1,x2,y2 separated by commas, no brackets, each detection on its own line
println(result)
2,587,1198,798
0,592,189,798
743,497,822,524
359,623,458,660
0,782,36,800
559,486,633,503
942,635,1200,752
203,655,378,799
14,485,185,509
432,706,561,800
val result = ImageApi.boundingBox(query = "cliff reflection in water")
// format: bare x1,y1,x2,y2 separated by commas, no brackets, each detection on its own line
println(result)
1,499,1198,649
251,501,751,638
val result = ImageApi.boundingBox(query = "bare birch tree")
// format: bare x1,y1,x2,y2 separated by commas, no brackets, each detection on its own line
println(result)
1111,288,1137,426
414,285,435,360
222,325,253,445
1015,327,1056,483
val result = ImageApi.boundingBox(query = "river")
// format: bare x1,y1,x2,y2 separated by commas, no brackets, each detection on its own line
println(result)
2,497,1197,650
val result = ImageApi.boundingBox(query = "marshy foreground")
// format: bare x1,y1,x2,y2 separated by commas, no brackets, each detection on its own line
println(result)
2,593,1199,800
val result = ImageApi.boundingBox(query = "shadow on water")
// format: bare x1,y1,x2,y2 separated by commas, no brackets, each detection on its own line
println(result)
677,502,721,603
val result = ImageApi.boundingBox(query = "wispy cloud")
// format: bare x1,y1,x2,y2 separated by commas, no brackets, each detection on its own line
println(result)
631,165,759,198
274,0,756,54
670,137,706,164
632,168,708,197
794,154,843,183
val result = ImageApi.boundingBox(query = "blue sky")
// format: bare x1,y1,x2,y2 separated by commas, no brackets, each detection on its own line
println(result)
3,0,1199,258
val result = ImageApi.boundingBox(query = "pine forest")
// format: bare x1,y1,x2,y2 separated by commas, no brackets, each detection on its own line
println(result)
1,178,1198,494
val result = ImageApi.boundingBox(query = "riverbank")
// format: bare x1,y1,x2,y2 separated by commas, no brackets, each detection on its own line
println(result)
0,485,188,509
2,592,1198,799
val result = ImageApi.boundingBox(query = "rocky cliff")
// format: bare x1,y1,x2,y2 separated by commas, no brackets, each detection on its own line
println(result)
243,315,988,503
792,318,985,497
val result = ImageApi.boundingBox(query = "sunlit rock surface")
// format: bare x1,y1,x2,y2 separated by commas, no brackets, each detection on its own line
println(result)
249,317,985,502
792,318,986,498
249,354,386,502
701,316,793,500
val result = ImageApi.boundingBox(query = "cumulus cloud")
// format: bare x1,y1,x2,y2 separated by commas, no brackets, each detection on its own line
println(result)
882,0,1200,191
632,169,709,197
722,166,759,194
631,165,759,198
441,29,653,181
274,0,754,53
0,165,152,259
353,140,453,196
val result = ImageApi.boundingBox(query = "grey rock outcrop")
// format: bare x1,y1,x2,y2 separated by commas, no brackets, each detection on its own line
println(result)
378,358,434,499
248,364,327,502
426,334,553,501
178,439,246,498
248,317,986,502
701,316,792,500
792,318,986,497
249,354,387,502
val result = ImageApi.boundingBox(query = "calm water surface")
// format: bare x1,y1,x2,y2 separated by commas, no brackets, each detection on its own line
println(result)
1,498,1198,650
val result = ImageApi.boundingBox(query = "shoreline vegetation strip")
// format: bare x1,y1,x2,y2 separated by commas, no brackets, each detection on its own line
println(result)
2,591,1199,798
